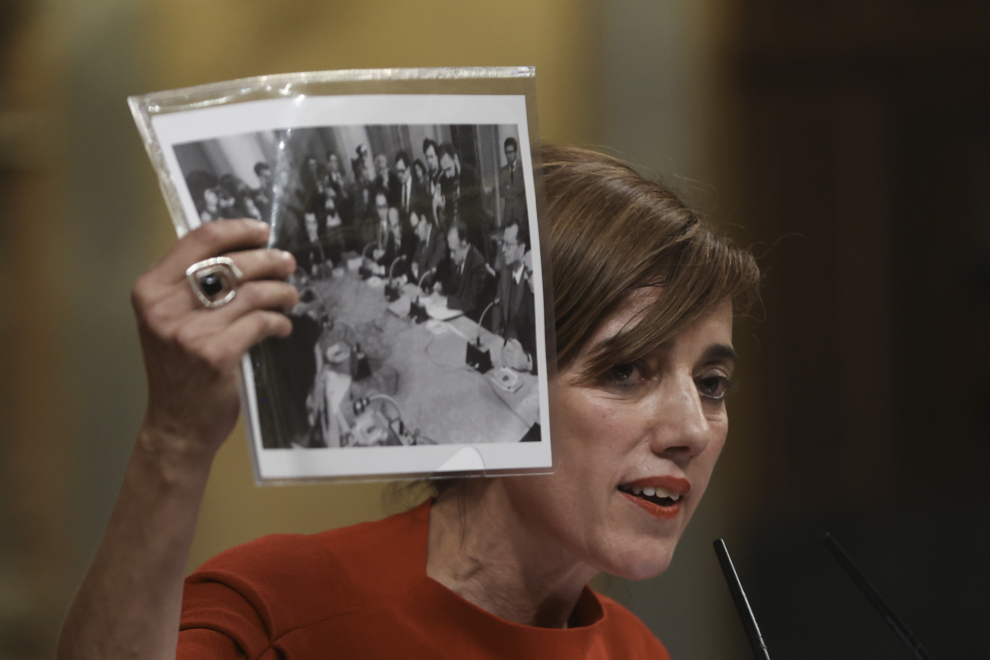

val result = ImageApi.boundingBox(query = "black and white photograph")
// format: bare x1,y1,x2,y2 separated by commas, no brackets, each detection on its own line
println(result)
139,90,552,480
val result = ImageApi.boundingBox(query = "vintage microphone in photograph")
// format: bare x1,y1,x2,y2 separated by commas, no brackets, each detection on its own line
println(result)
821,533,934,660
409,267,437,323
385,255,407,301
713,539,772,660
417,266,437,291
466,298,499,374
359,240,377,279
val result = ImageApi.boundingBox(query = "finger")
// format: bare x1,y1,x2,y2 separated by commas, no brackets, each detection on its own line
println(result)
191,280,300,334
223,248,296,284
210,310,294,368
156,219,271,284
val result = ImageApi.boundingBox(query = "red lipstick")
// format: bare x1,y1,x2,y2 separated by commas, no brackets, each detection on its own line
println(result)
618,476,691,521
620,492,682,520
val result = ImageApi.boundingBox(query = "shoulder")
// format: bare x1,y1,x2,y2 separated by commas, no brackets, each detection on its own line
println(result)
595,593,672,659
182,503,431,639
467,246,487,269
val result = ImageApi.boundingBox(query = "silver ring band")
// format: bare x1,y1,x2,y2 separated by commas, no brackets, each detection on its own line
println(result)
186,257,244,308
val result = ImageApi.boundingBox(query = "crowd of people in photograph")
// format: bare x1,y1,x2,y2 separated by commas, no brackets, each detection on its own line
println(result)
189,135,537,442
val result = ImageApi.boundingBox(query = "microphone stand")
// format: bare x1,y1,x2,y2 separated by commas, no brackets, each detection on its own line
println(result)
385,255,406,301
359,240,377,279
465,297,499,374
409,267,436,323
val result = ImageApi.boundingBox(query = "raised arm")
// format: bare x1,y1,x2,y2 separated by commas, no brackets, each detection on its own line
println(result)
57,219,298,660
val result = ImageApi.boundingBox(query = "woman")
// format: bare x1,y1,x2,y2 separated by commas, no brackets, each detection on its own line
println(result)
57,146,759,659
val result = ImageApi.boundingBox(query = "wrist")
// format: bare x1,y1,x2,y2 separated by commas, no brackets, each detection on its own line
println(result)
134,419,218,487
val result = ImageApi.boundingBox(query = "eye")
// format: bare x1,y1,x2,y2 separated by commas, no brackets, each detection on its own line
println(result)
695,374,733,401
610,363,637,382
602,362,649,391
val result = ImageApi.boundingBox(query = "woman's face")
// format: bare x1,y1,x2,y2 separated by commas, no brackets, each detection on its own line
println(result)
504,292,735,580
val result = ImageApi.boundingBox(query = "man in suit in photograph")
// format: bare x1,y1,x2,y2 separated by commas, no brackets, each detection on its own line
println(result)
498,137,527,228
374,153,402,207
410,202,446,289
491,220,536,372
394,150,416,217
438,219,488,320
437,142,489,259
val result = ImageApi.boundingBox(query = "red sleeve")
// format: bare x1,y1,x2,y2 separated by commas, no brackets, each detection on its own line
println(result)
177,533,359,660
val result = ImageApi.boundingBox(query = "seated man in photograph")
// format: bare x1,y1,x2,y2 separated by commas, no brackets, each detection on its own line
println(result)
409,202,447,289
492,221,537,373
435,219,488,319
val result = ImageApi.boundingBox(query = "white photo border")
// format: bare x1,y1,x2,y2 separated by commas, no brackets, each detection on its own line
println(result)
133,79,554,483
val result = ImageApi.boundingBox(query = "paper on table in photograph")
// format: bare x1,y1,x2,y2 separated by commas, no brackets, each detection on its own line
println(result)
129,68,556,483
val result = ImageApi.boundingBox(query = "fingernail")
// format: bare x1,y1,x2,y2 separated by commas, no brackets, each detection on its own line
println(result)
277,250,294,261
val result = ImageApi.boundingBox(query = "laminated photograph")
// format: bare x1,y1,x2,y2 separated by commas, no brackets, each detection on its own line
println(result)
129,68,555,482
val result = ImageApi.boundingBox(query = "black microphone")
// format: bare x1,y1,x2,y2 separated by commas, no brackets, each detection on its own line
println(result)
714,539,772,660
822,533,934,660
359,240,377,279
417,266,436,290
385,255,407,301
476,297,500,346
465,298,499,374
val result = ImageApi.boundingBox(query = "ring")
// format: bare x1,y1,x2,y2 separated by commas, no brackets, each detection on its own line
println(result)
186,257,244,308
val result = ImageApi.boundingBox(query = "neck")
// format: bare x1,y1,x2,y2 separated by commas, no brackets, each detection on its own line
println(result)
426,481,597,628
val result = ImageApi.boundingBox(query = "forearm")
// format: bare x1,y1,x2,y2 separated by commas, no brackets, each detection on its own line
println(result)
57,424,215,660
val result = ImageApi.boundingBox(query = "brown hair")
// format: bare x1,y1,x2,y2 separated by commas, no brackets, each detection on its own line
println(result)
425,146,759,500
544,145,759,379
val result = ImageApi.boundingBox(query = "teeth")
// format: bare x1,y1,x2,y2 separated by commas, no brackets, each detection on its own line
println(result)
619,484,682,501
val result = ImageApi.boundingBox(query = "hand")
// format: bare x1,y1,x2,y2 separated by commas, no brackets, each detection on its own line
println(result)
502,338,532,372
131,219,298,459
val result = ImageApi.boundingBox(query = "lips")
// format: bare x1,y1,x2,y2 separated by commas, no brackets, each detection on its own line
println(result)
617,476,690,521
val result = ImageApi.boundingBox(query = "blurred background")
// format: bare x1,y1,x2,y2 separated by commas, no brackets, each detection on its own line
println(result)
2,1,989,658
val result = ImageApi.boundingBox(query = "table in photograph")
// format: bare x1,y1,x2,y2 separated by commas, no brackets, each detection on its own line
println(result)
310,270,539,445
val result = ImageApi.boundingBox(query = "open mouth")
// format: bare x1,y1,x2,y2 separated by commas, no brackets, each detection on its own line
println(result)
617,484,682,508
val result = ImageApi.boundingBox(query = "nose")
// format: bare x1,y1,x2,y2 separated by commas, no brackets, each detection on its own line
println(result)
648,374,711,462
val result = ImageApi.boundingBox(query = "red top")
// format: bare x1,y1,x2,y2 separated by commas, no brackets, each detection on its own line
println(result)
179,501,671,659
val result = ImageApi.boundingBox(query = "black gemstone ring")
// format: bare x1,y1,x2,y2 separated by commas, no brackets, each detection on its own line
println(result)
186,257,244,308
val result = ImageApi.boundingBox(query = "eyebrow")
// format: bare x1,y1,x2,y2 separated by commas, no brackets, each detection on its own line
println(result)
701,344,738,368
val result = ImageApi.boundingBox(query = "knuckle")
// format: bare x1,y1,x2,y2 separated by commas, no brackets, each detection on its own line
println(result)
193,222,225,249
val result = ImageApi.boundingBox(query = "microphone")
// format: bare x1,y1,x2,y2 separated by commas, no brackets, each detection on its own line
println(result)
465,297,499,374
359,240,377,279
714,539,772,660
822,533,933,660
476,297,500,346
385,255,407,301
417,266,436,290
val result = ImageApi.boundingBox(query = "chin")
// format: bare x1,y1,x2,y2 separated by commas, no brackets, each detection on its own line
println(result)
599,540,678,581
